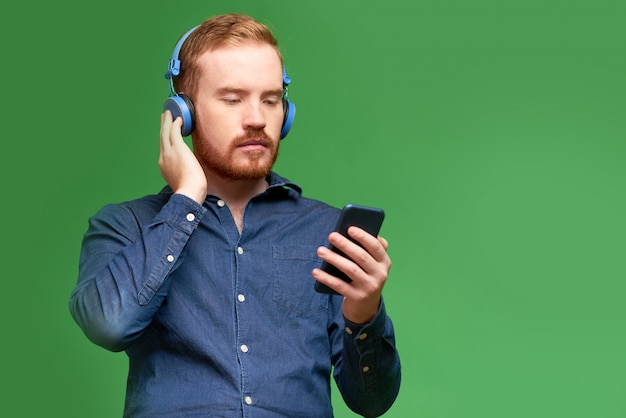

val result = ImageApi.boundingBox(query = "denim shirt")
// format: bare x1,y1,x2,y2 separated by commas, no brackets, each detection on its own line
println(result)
69,172,401,418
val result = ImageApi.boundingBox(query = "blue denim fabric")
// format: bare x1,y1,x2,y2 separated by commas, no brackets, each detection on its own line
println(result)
70,172,401,417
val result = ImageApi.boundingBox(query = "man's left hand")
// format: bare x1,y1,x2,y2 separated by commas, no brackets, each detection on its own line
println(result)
313,227,391,324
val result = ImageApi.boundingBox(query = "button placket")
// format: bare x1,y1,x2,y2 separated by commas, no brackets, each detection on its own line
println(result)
234,238,251,405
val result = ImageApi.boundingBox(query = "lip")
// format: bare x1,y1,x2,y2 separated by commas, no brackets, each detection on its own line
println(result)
237,139,269,150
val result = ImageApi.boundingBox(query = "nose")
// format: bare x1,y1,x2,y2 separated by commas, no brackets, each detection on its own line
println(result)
242,102,266,131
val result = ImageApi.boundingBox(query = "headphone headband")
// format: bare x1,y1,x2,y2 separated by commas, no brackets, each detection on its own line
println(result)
165,25,199,80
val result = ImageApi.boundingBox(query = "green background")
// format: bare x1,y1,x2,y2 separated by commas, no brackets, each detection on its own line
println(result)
2,0,625,416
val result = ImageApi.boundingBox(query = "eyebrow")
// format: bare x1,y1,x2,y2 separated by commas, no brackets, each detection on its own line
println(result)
215,87,283,96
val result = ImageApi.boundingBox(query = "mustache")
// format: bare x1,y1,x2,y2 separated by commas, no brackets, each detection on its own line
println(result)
233,128,272,147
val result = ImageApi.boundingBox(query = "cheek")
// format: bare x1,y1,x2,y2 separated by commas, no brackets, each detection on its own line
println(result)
195,105,232,135
268,109,286,135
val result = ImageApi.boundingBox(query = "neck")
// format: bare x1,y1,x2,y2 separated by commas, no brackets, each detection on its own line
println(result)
205,171,270,232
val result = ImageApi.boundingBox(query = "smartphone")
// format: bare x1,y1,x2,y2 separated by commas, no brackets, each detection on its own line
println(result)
314,204,385,294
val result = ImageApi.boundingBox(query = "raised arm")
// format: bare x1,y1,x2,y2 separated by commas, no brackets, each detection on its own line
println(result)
69,111,208,351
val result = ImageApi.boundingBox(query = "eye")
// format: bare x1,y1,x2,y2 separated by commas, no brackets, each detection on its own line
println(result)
263,96,282,106
222,96,241,104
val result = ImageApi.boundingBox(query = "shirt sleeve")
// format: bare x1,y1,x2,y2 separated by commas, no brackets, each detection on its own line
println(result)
331,298,402,417
69,193,206,352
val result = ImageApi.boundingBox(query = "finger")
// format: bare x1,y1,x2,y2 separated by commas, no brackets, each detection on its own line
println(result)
312,251,379,301
325,232,372,275
331,229,391,282
343,227,388,264
317,245,363,280
378,235,389,251
169,116,184,148
160,112,165,155
316,243,377,297
312,266,353,297
160,110,173,153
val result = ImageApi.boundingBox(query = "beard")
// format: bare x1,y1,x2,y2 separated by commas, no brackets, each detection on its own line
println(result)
194,128,279,181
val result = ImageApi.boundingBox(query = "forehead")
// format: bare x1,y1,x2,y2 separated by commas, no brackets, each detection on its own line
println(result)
197,44,283,89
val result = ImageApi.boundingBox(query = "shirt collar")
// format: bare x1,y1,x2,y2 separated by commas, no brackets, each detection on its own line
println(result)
158,171,303,198
266,172,302,196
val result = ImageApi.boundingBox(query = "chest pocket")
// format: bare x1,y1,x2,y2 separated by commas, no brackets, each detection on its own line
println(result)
272,245,329,316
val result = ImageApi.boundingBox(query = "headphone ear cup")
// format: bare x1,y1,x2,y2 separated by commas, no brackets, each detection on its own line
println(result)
280,98,296,139
163,94,196,136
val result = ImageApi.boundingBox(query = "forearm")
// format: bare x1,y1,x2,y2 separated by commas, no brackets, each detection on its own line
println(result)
333,300,401,417
69,193,205,351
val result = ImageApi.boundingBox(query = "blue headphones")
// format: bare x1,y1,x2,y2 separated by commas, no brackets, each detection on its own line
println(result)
164,25,296,138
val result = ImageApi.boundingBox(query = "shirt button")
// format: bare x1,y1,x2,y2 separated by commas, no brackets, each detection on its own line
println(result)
358,333,368,340
240,344,249,353
237,294,246,303
244,396,252,405
362,366,371,373
217,200,225,207
186,213,195,222
237,247,244,255
345,327,353,335
166,255,174,262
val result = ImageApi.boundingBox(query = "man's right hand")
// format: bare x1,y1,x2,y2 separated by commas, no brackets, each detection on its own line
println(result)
159,110,207,204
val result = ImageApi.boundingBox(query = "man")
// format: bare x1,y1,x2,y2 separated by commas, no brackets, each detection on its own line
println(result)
70,13,401,417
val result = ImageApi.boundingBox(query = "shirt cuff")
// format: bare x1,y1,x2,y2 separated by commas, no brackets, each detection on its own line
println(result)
342,298,388,344
156,193,207,234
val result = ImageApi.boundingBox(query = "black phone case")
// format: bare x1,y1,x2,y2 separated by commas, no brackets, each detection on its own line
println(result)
314,204,385,294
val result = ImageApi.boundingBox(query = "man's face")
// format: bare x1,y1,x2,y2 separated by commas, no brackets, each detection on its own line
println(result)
191,43,285,181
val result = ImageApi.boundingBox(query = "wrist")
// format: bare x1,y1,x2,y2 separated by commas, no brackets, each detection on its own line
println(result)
174,187,206,205
342,297,380,325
